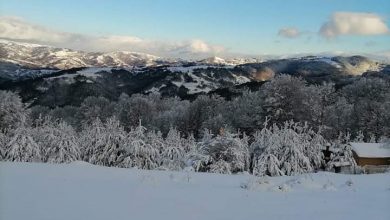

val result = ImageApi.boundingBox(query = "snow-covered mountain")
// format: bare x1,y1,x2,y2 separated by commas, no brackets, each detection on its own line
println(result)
1,38,389,107
199,56,263,66
0,39,263,70
0,39,164,69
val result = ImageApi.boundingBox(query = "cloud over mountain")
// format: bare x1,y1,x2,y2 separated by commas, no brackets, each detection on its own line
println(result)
319,12,389,38
0,16,225,58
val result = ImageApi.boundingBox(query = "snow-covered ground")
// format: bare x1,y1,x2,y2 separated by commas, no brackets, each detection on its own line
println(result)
0,162,389,220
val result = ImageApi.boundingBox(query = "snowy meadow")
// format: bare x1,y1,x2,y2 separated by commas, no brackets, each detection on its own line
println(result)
1,162,389,220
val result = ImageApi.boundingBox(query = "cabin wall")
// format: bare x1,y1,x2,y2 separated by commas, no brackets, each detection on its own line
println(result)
356,157,390,166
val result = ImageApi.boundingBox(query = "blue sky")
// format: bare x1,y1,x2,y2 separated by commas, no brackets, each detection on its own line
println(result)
1,0,389,57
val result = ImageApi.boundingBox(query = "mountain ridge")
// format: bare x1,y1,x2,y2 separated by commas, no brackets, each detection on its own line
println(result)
1,39,389,107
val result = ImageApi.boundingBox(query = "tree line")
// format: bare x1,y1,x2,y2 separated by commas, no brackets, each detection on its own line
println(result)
0,75,389,176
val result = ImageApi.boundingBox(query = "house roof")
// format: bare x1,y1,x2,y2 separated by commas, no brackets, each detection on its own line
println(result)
350,142,390,158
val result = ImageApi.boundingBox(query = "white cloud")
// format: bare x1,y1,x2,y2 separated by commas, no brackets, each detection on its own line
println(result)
0,16,225,58
0,16,74,43
319,12,389,38
278,27,300,38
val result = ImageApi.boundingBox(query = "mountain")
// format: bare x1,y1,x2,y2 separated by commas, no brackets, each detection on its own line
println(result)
1,39,389,107
199,56,229,65
0,39,166,69
0,39,264,70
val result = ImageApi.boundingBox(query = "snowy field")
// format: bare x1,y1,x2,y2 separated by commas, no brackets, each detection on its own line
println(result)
1,162,389,220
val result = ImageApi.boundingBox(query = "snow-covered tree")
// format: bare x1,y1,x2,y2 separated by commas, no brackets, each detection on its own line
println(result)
182,133,196,153
327,133,357,171
279,143,313,176
80,117,106,162
79,96,115,126
253,151,283,176
250,119,273,159
261,75,309,125
115,94,156,131
225,90,264,133
184,129,213,172
4,126,41,162
354,131,364,142
251,121,325,176
80,117,127,166
160,128,185,170
122,123,159,169
341,78,390,139
181,95,224,138
0,91,28,131
203,130,250,174
0,129,9,160
210,160,232,174
324,97,353,139
185,132,212,172
305,83,336,128
43,121,80,163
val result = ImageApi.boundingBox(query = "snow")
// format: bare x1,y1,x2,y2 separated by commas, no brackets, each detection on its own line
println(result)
47,67,114,82
201,56,230,65
232,74,251,84
146,84,167,94
1,162,389,220
350,142,390,158
77,67,113,77
171,71,216,94
318,57,342,68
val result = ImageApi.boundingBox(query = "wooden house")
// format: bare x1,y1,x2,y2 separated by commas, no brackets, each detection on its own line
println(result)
350,142,390,173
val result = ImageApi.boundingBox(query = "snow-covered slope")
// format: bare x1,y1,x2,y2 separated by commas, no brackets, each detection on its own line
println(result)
200,56,230,65
0,39,163,69
0,162,389,220
294,56,383,75
199,56,262,66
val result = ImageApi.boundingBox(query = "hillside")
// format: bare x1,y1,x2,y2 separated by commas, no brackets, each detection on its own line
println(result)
1,39,389,107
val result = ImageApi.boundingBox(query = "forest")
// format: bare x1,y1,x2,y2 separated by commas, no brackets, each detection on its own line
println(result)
1,75,389,176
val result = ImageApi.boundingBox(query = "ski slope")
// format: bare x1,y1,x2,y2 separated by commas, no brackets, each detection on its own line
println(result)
0,162,389,220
